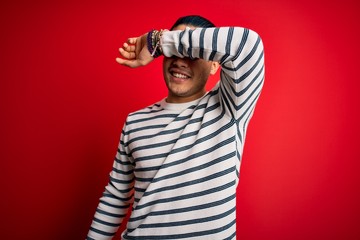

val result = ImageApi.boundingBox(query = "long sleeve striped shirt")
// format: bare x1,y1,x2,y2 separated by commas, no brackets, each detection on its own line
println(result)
87,26,264,239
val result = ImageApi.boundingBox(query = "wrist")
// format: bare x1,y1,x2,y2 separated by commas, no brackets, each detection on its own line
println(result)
147,29,167,58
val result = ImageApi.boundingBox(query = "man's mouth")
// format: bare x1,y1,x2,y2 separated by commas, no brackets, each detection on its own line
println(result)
171,72,190,79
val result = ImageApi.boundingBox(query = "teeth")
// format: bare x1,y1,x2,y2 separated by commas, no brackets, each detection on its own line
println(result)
172,73,188,79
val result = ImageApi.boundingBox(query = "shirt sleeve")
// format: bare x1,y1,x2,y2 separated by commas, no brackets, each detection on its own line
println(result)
87,122,135,240
161,27,265,126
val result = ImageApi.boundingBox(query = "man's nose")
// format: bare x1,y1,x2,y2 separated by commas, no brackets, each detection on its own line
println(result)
171,57,189,68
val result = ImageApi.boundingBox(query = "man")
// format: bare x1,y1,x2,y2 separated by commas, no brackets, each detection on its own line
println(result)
87,15,264,239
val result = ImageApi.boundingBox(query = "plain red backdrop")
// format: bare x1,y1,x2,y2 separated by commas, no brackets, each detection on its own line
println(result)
1,0,359,239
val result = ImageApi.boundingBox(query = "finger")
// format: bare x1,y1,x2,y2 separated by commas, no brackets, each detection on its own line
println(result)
127,37,137,45
119,48,136,59
115,57,140,68
123,42,135,52
123,43,130,51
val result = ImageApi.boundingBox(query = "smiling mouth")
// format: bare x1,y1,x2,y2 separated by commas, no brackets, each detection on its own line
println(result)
172,72,189,79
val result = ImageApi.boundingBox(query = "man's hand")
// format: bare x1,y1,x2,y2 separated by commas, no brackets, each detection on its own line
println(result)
116,33,154,68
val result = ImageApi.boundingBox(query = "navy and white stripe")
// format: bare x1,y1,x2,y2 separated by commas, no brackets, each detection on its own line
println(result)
87,26,264,239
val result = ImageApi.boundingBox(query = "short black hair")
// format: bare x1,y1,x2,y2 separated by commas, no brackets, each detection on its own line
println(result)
170,15,215,30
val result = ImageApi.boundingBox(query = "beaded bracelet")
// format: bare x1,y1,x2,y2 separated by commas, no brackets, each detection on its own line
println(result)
146,29,155,56
146,29,165,58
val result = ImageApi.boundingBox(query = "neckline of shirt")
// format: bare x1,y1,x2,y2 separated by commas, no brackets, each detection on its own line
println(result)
160,93,208,111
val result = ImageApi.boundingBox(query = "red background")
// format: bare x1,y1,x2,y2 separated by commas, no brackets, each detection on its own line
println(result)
1,0,359,239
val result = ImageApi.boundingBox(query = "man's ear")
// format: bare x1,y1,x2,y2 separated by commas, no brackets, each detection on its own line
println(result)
210,62,220,75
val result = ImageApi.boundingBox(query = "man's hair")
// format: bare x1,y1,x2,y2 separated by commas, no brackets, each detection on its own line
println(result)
170,15,215,30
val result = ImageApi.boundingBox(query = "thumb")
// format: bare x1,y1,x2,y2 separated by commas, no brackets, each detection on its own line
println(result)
115,57,141,68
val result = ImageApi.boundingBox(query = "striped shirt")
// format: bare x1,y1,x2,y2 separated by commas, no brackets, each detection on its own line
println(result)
87,26,264,239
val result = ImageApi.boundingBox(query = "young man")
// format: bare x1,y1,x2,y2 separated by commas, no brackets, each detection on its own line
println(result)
87,15,264,239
